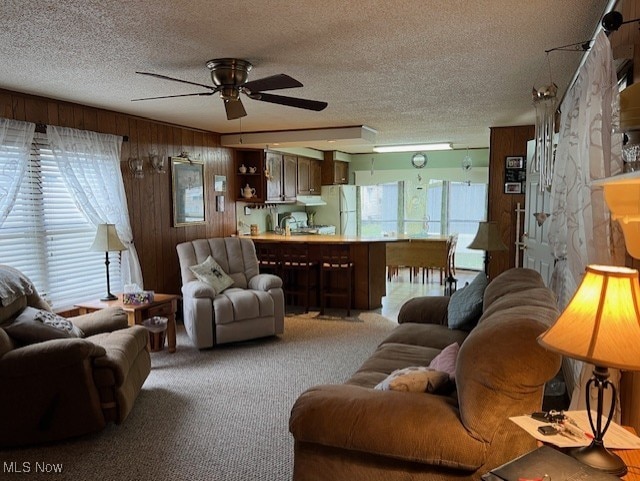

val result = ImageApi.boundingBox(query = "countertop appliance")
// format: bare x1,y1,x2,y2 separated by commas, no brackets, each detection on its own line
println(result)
279,212,336,235
313,185,357,235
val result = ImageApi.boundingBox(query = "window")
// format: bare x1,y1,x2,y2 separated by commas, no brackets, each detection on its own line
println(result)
360,183,400,236
0,133,121,309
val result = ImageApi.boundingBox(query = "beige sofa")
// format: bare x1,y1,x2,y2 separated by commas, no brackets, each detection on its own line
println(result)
289,268,562,481
176,237,285,348
0,265,151,447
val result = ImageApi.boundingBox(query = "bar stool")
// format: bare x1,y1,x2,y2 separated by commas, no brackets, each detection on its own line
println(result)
255,242,281,277
319,244,354,316
281,243,318,313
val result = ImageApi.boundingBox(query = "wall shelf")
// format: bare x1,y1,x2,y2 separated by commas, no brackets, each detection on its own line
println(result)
593,171,640,258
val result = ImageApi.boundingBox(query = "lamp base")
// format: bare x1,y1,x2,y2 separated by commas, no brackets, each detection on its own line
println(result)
569,441,627,477
100,293,118,302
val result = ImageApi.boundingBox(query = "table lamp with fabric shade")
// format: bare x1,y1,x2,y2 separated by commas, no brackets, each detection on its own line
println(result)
538,264,640,476
467,221,508,275
90,224,126,301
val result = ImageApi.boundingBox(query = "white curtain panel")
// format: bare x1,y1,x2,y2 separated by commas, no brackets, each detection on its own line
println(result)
548,31,624,419
47,125,143,287
0,118,35,226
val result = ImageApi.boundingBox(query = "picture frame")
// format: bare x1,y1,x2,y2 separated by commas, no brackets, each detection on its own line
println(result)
214,175,227,192
504,182,522,194
506,156,524,169
171,157,205,227
216,194,225,212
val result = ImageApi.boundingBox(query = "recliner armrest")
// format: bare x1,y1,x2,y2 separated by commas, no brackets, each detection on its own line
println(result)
182,280,216,299
397,295,450,325
249,273,282,291
71,307,128,336
0,338,106,377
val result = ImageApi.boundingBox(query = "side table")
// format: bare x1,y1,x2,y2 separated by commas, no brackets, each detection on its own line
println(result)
75,293,179,353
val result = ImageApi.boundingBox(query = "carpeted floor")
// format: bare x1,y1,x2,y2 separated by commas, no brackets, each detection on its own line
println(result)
1,311,397,481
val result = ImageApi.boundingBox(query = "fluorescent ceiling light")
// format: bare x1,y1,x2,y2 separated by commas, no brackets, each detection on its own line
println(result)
373,143,452,153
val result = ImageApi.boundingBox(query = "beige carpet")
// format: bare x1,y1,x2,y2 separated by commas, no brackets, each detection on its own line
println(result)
0,311,396,481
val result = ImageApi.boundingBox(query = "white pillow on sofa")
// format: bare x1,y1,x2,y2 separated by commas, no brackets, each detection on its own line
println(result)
189,256,234,294
374,367,449,393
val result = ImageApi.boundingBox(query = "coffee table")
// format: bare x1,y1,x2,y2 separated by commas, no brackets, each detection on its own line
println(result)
75,293,179,353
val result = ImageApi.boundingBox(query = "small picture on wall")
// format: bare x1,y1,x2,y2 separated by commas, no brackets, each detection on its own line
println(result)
216,195,225,212
506,156,524,169
504,182,522,194
214,175,227,192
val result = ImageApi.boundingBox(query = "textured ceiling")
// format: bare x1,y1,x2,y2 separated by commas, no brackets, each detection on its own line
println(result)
0,1,609,153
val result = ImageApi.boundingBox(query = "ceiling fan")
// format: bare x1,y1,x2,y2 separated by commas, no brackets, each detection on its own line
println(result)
132,58,328,120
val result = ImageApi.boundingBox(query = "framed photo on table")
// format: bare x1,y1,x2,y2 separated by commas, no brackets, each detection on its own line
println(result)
171,157,205,227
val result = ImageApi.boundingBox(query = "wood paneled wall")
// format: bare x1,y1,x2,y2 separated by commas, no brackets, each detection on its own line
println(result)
487,125,535,280
0,88,237,295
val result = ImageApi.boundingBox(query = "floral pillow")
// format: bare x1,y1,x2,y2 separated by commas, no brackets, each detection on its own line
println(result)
189,256,234,295
374,367,450,393
2,306,84,344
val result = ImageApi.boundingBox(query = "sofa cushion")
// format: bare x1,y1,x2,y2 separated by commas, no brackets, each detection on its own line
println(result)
380,322,469,351
448,272,486,330
189,255,234,294
374,367,449,393
2,307,84,344
428,341,459,380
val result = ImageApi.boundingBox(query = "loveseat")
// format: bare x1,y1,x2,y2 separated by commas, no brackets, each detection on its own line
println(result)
176,237,285,348
289,268,562,481
0,265,151,447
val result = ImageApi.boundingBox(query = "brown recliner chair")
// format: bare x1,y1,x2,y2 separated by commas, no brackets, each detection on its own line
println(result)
0,265,151,447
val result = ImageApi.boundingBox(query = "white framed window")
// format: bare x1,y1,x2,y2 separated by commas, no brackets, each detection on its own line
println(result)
0,132,122,309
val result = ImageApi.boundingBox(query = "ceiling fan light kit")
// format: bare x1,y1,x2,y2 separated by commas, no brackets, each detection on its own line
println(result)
133,58,327,121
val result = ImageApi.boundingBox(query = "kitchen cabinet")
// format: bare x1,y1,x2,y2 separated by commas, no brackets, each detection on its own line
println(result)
322,152,349,185
297,157,322,195
235,149,265,202
265,151,297,202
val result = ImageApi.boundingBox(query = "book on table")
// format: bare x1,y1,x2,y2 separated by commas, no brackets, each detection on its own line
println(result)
482,445,620,481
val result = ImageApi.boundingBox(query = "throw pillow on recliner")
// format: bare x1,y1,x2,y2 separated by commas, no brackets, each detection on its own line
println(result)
374,367,450,393
2,306,84,344
447,272,487,330
189,256,234,295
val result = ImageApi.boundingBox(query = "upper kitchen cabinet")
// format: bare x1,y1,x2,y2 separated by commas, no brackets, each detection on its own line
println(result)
265,151,297,203
297,157,322,195
322,151,349,185
235,149,265,203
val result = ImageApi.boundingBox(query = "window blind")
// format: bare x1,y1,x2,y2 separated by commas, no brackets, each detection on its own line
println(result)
0,132,122,309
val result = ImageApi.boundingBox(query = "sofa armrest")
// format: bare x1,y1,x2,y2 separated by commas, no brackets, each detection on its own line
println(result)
249,273,283,291
0,338,105,377
397,296,450,325
71,307,128,336
182,280,216,299
289,384,485,470
90,325,150,386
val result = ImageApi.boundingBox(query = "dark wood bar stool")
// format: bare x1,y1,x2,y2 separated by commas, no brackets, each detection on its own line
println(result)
281,243,318,313
319,244,354,316
255,242,281,277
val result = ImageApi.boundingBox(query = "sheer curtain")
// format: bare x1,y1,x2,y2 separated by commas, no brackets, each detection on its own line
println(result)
547,31,624,417
0,118,35,225
47,125,143,287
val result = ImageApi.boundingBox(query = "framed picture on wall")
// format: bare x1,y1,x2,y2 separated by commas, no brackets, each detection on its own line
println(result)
504,182,522,194
171,157,205,227
506,156,524,169
214,175,227,192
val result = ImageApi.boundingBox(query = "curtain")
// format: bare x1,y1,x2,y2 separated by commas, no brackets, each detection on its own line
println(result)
547,31,624,419
0,118,35,226
47,125,143,287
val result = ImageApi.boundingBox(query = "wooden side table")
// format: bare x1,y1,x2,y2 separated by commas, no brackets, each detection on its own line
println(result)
75,293,179,353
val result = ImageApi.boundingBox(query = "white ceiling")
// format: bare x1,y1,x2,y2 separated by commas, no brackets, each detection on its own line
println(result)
0,1,609,153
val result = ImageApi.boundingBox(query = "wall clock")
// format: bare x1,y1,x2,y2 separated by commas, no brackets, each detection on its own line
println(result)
411,152,427,168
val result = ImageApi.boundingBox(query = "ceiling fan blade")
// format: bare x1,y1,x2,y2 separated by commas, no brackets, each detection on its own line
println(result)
224,98,247,120
136,71,217,91
253,93,328,112
242,74,303,93
131,92,215,101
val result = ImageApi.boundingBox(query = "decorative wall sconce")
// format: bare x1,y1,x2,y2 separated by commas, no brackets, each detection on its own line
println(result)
149,153,166,173
128,157,144,178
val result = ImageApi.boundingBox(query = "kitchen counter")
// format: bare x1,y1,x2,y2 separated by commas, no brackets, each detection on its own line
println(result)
250,234,408,310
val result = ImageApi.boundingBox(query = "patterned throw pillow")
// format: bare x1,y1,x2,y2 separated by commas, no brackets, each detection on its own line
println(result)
374,367,450,393
2,306,84,344
447,272,487,330
189,256,234,295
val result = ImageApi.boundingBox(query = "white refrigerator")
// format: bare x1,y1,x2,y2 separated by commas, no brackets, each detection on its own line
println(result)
313,185,357,235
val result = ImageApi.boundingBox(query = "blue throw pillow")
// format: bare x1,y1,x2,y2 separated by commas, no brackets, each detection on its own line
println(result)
447,272,487,330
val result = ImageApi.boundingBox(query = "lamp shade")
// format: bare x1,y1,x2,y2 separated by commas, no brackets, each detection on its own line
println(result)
467,221,508,251
538,265,640,371
90,224,126,252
